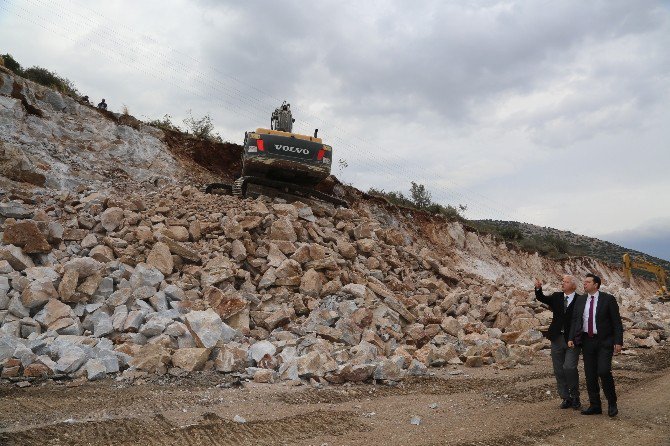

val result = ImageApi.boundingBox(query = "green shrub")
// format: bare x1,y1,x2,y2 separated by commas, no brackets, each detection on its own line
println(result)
0,54,79,97
147,114,182,132
1,53,22,72
368,183,465,221
23,66,79,96
410,182,432,209
183,110,223,142
500,227,523,241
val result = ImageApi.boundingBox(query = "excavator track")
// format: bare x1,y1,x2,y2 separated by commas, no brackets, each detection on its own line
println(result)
207,176,348,208
204,183,233,195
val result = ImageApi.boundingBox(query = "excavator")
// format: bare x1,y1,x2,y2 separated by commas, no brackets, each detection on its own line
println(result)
622,253,669,301
205,102,348,207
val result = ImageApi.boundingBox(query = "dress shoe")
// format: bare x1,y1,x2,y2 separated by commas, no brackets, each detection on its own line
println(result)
581,406,602,415
571,398,582,410
560,399,571,409
608,404,618,417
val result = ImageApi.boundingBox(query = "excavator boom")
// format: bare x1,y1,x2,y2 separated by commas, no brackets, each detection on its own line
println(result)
623,253,669,300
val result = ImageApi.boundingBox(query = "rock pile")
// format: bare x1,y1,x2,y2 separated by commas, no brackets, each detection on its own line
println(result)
1,185,668,384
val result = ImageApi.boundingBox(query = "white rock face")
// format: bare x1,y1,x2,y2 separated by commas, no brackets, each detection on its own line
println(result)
0,73,180,190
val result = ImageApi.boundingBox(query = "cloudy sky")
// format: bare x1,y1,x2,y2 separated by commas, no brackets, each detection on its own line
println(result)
1,0,669,260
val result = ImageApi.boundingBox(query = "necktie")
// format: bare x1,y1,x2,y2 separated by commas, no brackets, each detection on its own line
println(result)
587,296,594,337
564,295,569,311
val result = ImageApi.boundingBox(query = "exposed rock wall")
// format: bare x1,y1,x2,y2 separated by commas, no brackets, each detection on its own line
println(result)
0,68,179,191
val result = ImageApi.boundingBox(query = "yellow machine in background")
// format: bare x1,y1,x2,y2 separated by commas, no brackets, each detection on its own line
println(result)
623,253,669,301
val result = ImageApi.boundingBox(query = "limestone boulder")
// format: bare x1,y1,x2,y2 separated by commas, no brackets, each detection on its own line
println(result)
171,348,210,372
248,340,276,364
184,309,227,348
55,345,88,374
63,257,103,279
0,244,35,271
129,343,172,374
270,218,297,242
215,345,248,373
204,287,247,320
2,220,51,253
100,207,124,232
146,242,173,275
299,268,322,297
129,263,164,289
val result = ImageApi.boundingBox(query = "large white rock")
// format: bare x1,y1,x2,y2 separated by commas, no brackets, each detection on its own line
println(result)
63,257,103,278
184,309,225,349
56,345,88,374
85,358,107,380
129,263,164,289
21,278,58,309
248,340,276,363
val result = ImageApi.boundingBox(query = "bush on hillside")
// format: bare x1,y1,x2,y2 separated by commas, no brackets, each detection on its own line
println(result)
1,54,79,97
1,53,21,72
368,183,466,221
410,182,432,209
147,114,182,132
183,110,223,143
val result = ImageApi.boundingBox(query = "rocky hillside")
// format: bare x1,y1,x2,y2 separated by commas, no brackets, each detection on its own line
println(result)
1,68,668,384
473,219,670,272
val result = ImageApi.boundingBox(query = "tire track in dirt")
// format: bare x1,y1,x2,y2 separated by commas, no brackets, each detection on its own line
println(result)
443,425,572,446
0,385,223,426
0,410,367,446
276,372,555,405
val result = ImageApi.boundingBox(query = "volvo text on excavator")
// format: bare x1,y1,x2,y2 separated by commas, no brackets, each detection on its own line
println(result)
205,102,347,207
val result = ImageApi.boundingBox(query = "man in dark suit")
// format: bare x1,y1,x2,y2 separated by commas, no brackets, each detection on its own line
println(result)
534,275,582,409
568,273,624,417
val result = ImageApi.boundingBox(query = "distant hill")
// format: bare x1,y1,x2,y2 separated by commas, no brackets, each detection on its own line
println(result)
470,219,670,275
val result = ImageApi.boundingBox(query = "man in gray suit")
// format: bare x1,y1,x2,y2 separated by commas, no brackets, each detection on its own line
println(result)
535,275,582,409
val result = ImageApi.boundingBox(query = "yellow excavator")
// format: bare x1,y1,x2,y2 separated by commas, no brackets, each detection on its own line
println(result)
622,253,669,301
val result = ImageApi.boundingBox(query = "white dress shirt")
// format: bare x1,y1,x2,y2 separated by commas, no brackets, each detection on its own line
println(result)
564,292,575,308
582,291,599,334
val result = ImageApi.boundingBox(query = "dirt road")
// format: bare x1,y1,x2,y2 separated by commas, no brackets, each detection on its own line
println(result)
1,347,668,446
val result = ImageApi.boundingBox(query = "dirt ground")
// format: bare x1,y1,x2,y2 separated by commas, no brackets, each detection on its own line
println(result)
1,347,669,446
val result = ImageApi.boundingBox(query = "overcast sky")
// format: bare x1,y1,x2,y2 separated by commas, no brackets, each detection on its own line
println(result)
1,0,669,260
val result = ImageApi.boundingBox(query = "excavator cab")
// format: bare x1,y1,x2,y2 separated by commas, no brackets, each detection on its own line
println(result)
271,101,295,133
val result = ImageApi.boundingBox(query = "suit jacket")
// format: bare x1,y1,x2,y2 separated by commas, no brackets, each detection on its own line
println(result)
534,288,579,342
568,291,624,346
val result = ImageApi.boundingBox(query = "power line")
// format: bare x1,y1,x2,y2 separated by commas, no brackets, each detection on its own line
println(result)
4,0,523,221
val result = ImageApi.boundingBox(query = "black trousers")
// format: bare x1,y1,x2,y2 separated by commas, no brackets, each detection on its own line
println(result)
581,334,617,407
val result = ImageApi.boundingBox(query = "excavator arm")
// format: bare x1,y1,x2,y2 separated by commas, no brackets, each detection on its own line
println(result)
623,253,669,300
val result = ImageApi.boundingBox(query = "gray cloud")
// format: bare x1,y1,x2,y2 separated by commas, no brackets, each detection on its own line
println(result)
1,0,669,246
600,218,670,261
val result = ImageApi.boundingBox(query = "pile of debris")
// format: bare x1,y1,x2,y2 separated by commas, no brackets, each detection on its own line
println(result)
1,185,667,384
